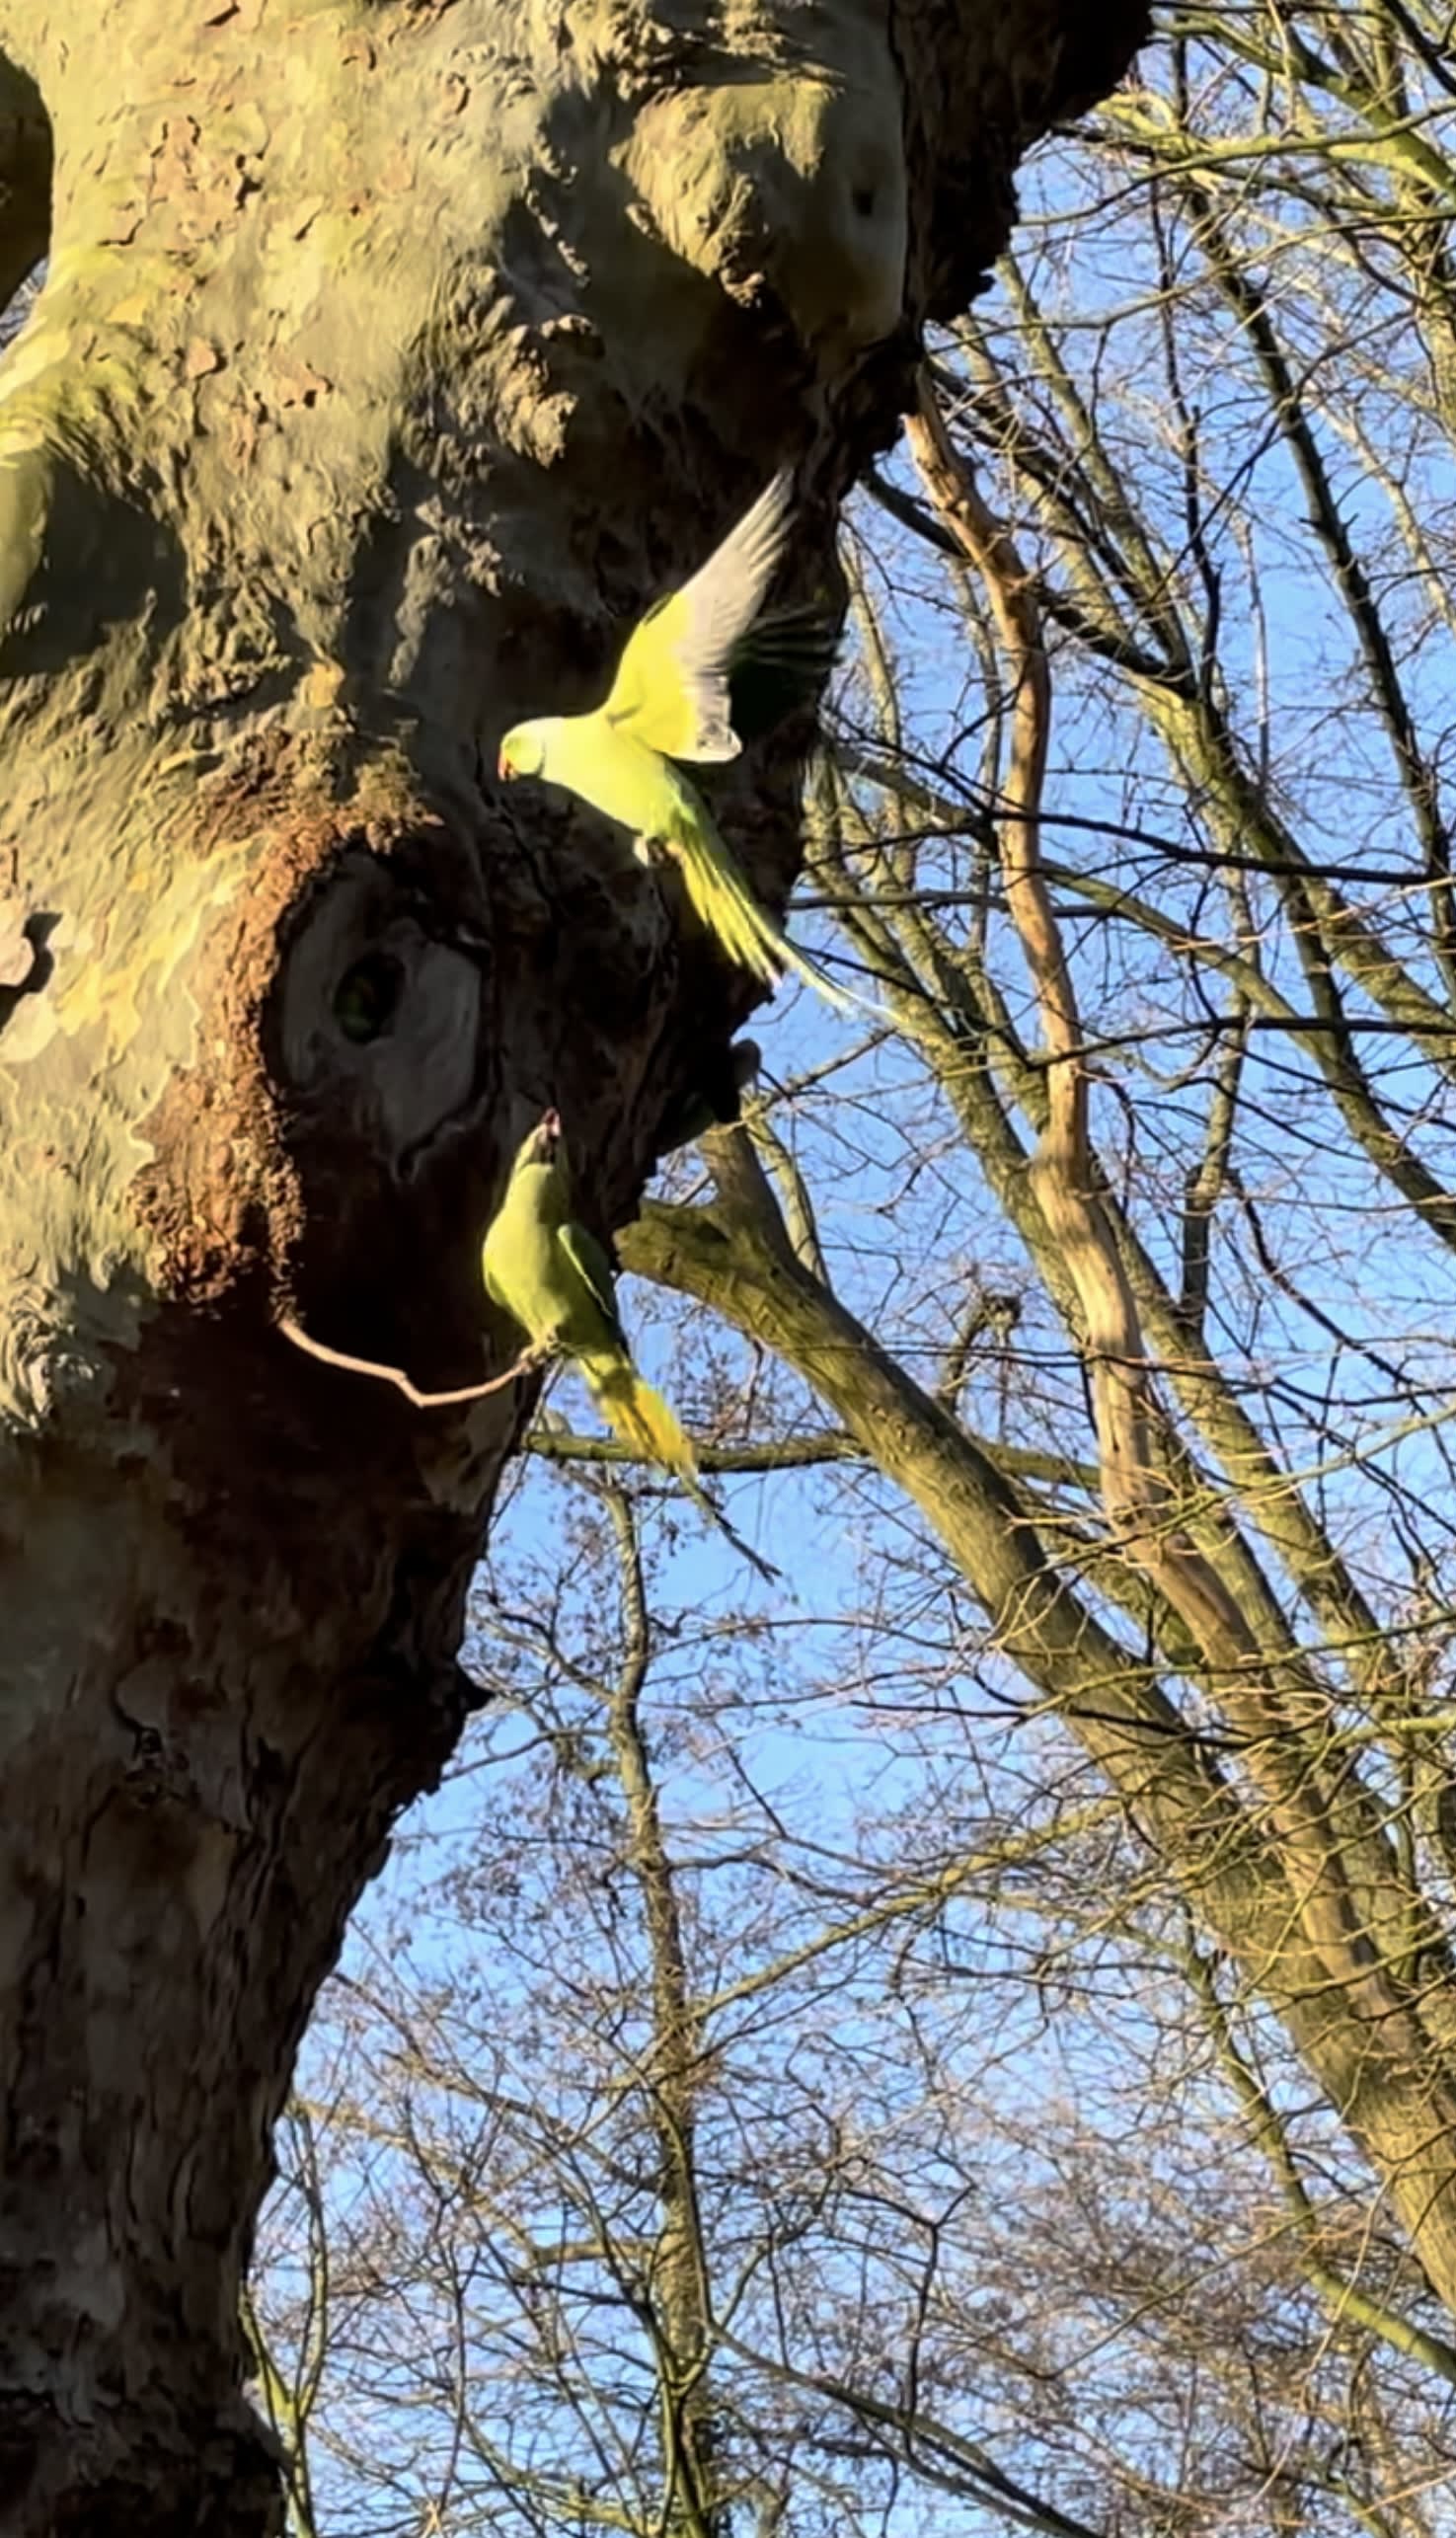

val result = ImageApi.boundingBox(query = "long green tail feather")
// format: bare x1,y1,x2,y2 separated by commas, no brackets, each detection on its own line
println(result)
582,1349,696,1478
580,1349,781,1586
668,812,866,1014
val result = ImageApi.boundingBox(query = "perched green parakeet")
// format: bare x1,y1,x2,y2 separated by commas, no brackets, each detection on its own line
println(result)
498,470,853,1010
482,1107,694,1476
482,1109,780,1583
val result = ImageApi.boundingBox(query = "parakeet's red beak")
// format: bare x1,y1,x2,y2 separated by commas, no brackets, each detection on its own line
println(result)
529,1107,563,1164
498,749,514,780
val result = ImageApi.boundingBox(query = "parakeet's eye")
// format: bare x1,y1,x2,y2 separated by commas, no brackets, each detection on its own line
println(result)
333,951,406,1043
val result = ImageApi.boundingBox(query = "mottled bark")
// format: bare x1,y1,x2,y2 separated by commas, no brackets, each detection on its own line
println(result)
0,0,1145,2530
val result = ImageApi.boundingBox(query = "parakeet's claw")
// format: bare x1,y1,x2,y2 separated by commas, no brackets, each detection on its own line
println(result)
519,1336,561,1373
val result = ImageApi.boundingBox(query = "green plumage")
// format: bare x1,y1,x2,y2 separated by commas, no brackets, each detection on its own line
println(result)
498,472,857,1012
482,1110,782,1584
482,1111,694,1476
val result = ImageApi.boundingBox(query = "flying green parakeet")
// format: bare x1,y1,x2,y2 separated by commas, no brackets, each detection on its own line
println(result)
482,1107,695,1476
497,470,852,1011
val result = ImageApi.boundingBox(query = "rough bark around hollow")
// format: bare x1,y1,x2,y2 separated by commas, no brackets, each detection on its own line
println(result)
0,2,1146,2528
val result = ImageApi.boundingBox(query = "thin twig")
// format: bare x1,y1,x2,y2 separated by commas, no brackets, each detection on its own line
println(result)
277,1314,545,1409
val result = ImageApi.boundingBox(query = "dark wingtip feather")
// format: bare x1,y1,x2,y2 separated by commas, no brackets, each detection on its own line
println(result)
728,603,843,739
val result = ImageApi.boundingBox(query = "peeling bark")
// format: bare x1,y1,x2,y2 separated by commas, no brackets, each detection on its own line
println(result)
0,0,1146,2528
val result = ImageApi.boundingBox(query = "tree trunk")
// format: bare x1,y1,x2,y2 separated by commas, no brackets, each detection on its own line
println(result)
0,0,1147,2527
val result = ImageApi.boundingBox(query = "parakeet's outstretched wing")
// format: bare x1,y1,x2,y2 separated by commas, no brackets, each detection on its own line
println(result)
558,1220,626,1345
602,470,795,764
728,603,841,742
